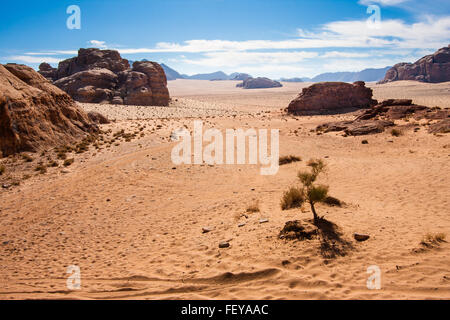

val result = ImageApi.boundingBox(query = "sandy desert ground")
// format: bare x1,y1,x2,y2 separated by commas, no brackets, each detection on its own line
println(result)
0,80,449,300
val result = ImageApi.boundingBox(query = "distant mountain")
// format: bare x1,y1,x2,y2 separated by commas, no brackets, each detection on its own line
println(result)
229,73,252,80
279,77,305,82
157,65,253,81
186,71,230,80
161,63,185,80
306,67,391,83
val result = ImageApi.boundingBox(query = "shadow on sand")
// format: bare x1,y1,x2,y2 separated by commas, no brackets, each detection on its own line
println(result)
315,218,354,259
279,218,354,259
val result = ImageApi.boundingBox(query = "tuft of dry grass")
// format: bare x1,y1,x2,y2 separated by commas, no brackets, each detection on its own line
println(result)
22,153,33,162
281,187,304,210
34,164,47,174
323,196,344,207
47,160,59,168
391,128,403,137
246,201,260,213
63,158,75,167
279,155,302,166
421,232,446,248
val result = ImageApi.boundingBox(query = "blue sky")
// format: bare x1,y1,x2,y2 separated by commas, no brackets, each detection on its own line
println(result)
0,0,449,78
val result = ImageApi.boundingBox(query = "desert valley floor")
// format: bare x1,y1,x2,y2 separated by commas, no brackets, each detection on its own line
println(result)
0,80,449,299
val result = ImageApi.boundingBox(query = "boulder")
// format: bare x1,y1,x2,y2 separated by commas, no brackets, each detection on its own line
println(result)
39,48,170,106
130,61,170,106
344,120,395,136
0,64,97,156
87,111,110,124
237,77,282,89
55,48,129,79
54,69,118,103
38,62,57,81
429,119,450,134
379,45,450,83
287,81,377,115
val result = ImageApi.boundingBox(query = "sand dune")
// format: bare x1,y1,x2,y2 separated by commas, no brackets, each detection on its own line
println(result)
0,80,449,300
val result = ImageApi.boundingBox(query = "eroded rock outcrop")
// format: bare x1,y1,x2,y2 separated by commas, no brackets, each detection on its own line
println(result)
0,64,98,156
316,99,450,136
237,77,282,89
39,48,170,106
38,62,57,81
287,81,377,115
379,45,450,84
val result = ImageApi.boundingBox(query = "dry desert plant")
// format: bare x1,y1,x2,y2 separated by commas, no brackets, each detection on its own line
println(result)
63,158,75,167
22,153,33,162
280,159,333,225
391,128,403,137
34,163,47,174
421,232,446,248
246,200,260,213
280,187,304,210
279,155,302,166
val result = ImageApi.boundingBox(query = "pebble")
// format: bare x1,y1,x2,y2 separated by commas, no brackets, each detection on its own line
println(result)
219,241,230,248
202,227,213,234
354,233,370,242
259,219,269,224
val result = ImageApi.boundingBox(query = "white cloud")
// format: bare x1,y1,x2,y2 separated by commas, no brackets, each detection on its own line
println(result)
25,51,77,56
106,16,449,55
359,0,410,6
321,51,371,58
88,40,107,48
182,51,319,67
3,55,62,64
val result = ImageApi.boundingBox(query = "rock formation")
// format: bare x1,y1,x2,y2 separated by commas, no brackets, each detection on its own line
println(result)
0,63,98,156
39,48,170,106
87,111,110,124
236,77,282,89
287,81,377,115
379,45,450,84
316,99,450,136
38,62,57,81
231,73,252,81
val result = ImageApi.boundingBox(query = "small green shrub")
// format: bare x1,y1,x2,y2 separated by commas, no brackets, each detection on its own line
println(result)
281,187,304,210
